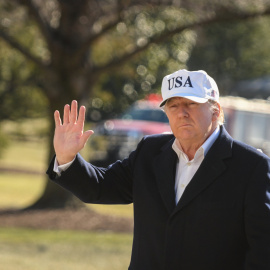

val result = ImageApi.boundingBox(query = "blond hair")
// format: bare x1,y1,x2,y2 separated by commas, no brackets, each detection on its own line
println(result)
208,100,224,125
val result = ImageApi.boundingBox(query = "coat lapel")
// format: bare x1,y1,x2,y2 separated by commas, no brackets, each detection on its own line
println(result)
172,126,233,215
153,138,177,214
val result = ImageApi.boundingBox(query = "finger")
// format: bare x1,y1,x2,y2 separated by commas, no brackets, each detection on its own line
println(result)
77,105,86,127
80,130,94,147
63,104,70,125
70,100,78,124
54,110,62,127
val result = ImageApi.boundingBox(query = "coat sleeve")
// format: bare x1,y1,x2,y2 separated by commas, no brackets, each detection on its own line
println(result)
46,137,146,205
244,156,270,270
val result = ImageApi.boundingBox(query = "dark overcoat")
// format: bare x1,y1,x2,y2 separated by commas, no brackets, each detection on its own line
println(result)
47,126,270,270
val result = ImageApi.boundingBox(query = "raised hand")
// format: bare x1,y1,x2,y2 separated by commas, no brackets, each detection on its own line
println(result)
53,100,94,165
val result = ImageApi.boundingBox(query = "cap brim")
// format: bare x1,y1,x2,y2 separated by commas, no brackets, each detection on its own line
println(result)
159,95,208,107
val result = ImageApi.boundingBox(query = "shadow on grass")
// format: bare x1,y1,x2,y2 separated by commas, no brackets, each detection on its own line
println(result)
0,207,133,233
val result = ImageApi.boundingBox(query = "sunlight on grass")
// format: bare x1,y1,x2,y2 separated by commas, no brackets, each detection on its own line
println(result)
0,172,133,217
0,228,132,270
0,119,134,269
89,204,133,219
1,118,49,140
0,141,48,172
0,118,49,172
0,173,45,208
0,119,133,217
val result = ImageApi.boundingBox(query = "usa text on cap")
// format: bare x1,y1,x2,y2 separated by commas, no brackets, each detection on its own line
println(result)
160,69,219,107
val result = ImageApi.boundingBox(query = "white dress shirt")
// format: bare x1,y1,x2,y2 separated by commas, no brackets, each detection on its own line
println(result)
172,127,220,204
53,158,74,176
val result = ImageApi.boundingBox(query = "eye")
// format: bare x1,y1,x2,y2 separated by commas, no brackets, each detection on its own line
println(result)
167,104,177,112
168,103,177,108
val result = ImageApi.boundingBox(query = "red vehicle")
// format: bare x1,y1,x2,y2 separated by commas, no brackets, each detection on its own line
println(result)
88,95,171,167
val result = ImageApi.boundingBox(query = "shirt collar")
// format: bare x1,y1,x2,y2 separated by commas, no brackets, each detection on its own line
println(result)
172,126,220,161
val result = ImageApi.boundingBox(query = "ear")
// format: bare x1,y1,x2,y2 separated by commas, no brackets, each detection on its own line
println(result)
212,102,221,121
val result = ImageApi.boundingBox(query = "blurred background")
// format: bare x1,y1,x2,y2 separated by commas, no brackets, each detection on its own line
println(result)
1,1,270,269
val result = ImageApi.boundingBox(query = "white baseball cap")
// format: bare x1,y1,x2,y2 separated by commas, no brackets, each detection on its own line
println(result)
160,69,219,107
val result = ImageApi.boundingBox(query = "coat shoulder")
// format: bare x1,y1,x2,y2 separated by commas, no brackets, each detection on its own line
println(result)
219,126,269,162
143,133,175,147
232,139,269,160
131,133,175,158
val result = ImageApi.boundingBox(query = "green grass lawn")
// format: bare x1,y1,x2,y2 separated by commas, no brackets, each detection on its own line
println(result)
0,228,132,270
0,118,134,270
0,140,48,172
0,171,133,217
0,173,45,208
0,171,133,269
0,118,49,172
0,119,49,209
0,118,133,218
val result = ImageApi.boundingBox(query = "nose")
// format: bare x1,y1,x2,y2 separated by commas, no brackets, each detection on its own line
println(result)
176,106,189,118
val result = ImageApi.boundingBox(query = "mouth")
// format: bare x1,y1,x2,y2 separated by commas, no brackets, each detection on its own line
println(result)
178,123,192,128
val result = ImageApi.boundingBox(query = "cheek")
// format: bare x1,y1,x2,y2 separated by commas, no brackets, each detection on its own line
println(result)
167,117,179,134
195,111,213,128
168,118,177,131
166,112,174,124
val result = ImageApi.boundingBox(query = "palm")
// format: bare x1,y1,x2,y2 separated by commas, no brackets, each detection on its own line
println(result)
53,100,93,165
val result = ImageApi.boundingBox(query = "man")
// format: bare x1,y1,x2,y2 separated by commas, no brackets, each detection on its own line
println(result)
47,69,270,270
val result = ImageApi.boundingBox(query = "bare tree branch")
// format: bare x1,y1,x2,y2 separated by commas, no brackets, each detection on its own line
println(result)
0,27,49,69
14,0,53,46
75,0,127,57
117,0,175,9
91,7,270,76
76,18,122,57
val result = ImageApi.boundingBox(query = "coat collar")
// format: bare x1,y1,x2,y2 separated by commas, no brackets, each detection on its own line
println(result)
153,137,177,214
153,126,233,215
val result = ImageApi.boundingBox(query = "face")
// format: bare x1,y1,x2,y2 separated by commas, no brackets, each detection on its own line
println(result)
165,97,219,147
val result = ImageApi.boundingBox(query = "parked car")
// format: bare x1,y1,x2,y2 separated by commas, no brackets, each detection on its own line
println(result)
88,95,171,167
220,96,270,156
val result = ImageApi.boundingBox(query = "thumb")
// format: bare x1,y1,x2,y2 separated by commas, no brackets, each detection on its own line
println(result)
81,130,94,145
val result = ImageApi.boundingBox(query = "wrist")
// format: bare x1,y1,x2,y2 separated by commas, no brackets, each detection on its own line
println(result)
56,154,76,166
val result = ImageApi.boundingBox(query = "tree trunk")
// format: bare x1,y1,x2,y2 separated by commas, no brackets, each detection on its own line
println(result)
27,85,90,210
